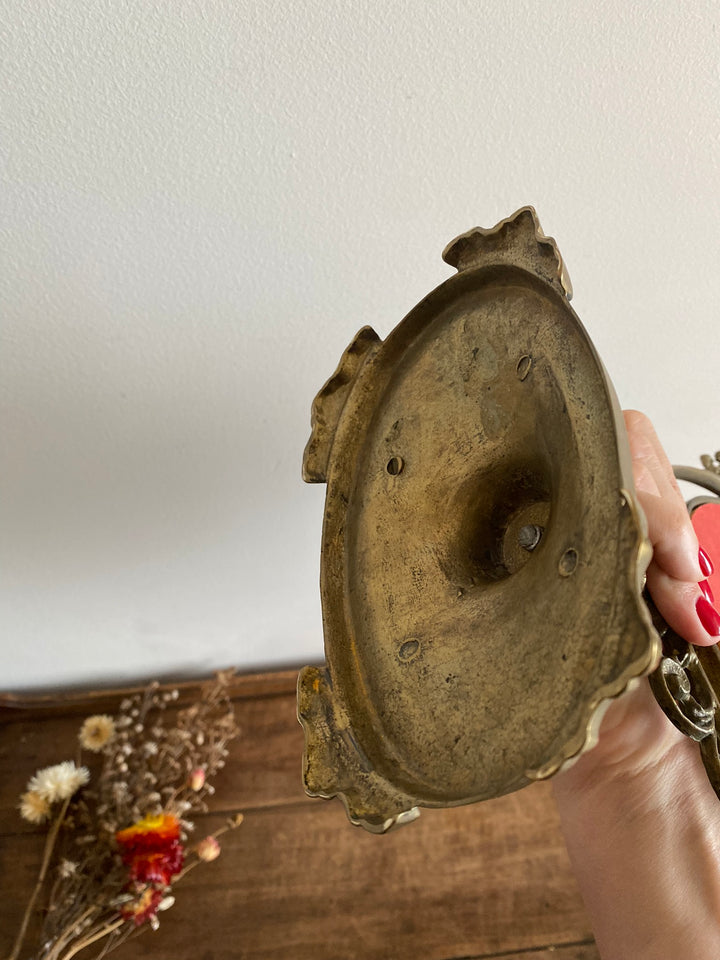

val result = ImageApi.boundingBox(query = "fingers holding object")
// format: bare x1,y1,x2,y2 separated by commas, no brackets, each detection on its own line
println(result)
623,409,703,584
622,409,720,644
645,561,720,647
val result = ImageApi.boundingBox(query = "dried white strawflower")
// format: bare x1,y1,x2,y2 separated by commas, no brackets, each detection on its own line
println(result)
19,790,51,824
28,762,90,803
13,673,242,959
78,715,115,752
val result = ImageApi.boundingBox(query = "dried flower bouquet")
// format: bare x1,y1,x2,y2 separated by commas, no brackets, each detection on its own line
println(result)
8,671,242,960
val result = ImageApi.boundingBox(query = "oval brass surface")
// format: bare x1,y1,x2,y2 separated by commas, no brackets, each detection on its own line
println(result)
298,207,659,832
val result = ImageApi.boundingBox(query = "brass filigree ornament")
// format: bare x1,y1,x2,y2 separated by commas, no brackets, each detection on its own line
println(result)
298,207,720,832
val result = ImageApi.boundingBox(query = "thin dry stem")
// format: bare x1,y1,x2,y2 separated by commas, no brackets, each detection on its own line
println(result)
56,918,125,960
43,906,99,960
12,673,241,960
7,795,72,960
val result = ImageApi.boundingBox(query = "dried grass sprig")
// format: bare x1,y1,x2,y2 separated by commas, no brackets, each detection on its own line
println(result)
8,671,242,960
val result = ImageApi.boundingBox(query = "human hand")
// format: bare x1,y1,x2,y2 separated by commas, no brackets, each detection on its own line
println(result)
551,410,720,960
556,409,718,786
627,408,717,649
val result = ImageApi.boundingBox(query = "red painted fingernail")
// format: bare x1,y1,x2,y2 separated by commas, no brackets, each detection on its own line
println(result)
700,579,715,604
699,547,714,577
697,595,720,636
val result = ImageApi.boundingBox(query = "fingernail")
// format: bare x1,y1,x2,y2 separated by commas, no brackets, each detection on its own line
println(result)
697,595,720,636
699,547,714,577
700,579,715,604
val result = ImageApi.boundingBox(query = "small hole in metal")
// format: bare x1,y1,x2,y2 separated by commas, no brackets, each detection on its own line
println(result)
559,548,578,577
386,456,404,476
398,639,420,662
516,355,532,380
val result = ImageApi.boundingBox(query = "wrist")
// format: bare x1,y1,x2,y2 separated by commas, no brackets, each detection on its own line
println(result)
553,738,720,960
553,731,699,819
552,679,696,805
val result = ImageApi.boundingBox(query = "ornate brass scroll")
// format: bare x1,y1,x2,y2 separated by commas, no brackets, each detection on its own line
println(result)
298,207,720,832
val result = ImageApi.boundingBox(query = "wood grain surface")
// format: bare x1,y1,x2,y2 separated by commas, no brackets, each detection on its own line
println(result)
0,672,598,960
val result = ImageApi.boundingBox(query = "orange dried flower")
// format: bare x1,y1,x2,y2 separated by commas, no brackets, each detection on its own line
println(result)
115,814,184,886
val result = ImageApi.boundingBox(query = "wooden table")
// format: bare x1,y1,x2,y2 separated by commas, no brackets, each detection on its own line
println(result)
0,671,598,959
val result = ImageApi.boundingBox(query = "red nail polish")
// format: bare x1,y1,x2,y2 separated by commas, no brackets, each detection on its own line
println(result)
697,595,720,636
699,547,714,577
700,579,715,604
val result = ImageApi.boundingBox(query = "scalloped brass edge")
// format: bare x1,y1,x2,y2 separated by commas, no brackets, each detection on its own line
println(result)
525,489,661,781
297,665,419,834
302,326,381,483
442,206,573,300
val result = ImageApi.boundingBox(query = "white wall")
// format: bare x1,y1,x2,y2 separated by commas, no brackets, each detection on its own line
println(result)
2,0,719,691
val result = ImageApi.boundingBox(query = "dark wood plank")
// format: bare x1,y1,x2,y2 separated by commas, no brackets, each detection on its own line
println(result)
0,671,595,959
0,791,594,960
0,670,301,722
485,947,599,960
0,678,309,835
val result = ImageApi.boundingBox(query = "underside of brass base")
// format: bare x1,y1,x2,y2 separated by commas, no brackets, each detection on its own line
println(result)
298,208,720,832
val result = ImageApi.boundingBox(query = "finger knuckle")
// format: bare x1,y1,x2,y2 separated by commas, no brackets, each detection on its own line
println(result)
666,510,691,541
623,409,652,434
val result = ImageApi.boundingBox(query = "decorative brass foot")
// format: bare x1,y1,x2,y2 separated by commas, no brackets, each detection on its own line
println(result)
297,666,419,832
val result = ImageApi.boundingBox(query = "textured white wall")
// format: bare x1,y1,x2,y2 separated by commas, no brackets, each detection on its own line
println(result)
2,0,719,690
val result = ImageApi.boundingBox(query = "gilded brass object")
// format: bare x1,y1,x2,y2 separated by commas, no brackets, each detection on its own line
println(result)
298,208,720,832
298,207,667,832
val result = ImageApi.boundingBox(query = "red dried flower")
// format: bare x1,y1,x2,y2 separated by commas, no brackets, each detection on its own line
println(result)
116,813,184,887
120,885,164,926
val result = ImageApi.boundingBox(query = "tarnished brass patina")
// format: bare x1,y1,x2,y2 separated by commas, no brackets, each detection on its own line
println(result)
298,208,667,832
